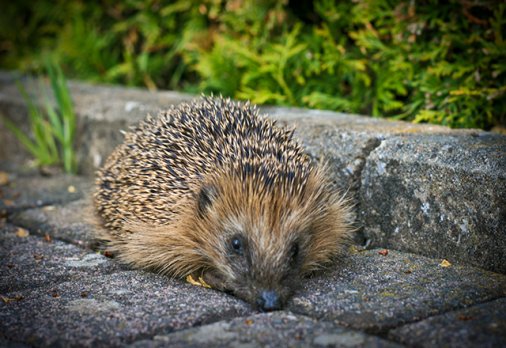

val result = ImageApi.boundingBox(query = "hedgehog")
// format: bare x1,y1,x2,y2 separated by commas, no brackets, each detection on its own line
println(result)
94,96,352,311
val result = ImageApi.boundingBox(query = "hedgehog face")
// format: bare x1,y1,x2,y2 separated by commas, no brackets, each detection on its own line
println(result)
200,211,309,311
191,169,351,311
222,222,308,311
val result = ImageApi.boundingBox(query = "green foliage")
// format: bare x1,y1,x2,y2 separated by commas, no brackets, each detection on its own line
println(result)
1,60,77,174
1,0,504,129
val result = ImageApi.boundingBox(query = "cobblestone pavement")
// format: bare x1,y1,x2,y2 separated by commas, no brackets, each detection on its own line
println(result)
1,73,505,347
1,170,505,347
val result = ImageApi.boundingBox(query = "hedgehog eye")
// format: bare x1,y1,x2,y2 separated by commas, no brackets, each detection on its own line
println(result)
230,237,243,255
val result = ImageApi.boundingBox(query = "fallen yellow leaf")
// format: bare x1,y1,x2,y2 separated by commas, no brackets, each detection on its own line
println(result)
15,227,29,238
0,295,24,303
440,259,452,267
0,171,9,186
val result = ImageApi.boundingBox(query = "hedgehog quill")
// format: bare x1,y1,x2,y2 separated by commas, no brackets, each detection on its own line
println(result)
94,97,352,311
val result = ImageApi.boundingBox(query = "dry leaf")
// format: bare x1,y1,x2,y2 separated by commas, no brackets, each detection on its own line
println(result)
0,171,9,186
16,227,29,237
245,319,254,325
44,233,52,242
1,294,24,303
440,259,452,267
67,185,76,193
378,249,389,256
2,199,14,206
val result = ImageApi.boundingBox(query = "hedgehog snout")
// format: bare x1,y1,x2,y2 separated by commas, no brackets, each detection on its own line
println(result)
255,290,281,312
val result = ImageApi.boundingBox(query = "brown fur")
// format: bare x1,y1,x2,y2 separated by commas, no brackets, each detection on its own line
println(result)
94,97,353,309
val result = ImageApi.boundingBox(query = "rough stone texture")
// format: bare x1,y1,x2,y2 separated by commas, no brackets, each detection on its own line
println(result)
0,271,251,347
10,199,96,247
1,179,505,347
0,224,123,293
2,72,503,274
360,134,506,273
288,248,506,334
389,297,506,348
130,312,402,348
0,172,90,214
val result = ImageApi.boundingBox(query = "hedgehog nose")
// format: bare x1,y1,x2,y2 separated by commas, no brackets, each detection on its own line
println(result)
256,290,281,312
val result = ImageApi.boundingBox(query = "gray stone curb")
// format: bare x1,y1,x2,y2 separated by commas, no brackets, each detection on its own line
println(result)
1,71,505,274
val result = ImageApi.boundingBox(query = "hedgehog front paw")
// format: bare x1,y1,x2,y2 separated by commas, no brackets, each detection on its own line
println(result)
185,274,212,288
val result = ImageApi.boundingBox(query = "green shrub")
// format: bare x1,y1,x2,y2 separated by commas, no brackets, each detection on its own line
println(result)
1,0,504,129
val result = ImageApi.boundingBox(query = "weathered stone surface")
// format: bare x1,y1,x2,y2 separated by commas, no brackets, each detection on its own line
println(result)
389,298,506,348
0,172,90,214
266,109,481,244
10,199,96,246
0,224,122,293
2,207,505,347
130,312,402,348
2,71,505,273
360,134,506,273
287,249,506,334
0,272,250,347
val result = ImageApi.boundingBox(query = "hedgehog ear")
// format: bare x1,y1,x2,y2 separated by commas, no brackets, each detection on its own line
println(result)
197,184,218,218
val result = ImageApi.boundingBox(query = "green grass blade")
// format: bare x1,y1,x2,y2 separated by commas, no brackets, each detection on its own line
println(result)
1,116,42,160
45,101,64,143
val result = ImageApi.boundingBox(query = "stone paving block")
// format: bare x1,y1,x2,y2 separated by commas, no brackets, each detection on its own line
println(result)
10,199,97,246
389,298,506,348
360,134,506,273
130,312,402,348
0,172,90,214
287,249,506,334
0,272,250,347
0,224,123,293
